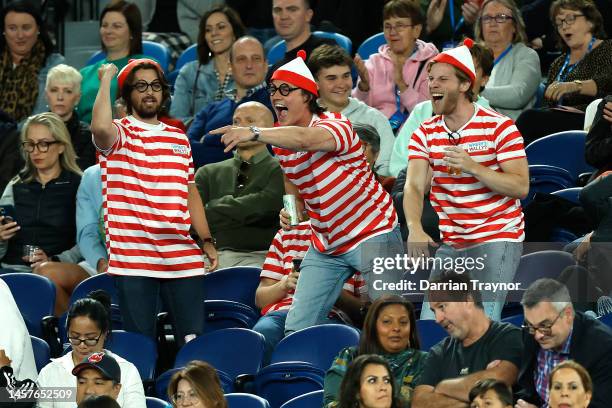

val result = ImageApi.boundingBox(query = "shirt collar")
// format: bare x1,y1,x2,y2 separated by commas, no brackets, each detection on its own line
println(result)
233,148,270,165
227,81,267,101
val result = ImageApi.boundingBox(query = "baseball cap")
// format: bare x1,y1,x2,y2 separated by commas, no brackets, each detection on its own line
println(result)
72,352,121,384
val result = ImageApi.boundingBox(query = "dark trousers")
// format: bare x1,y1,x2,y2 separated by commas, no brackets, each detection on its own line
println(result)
114,275,205,348
515,107,585,146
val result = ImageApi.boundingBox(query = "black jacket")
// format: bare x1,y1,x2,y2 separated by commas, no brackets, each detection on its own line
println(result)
516,311,612,407
64,111,96,171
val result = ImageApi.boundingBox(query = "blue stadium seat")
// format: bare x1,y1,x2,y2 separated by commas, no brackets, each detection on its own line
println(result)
226,393,271,408
267,31,353,65
550,187,584,242
104,330,157,381
501,313,524,327
146,397,170,408
254,363,324,408
86,41,172,72
534,81,546,108
357,32,386,60
167,43,198,86
416,319,447,350
155,367,234,400
0,273,55,338
203,300,259,333
599,313,612,328
522,165,576,207
202,266,262,310
280,390,323,408
551,187,582,204
30,335,50,373
525,130,594,183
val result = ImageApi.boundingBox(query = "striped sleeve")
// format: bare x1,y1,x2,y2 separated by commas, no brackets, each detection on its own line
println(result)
408,125,430,161
495,120,526,163
313,116,357,155
260,229,286,282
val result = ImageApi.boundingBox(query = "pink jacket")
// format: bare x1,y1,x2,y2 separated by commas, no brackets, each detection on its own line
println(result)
352,39,439,118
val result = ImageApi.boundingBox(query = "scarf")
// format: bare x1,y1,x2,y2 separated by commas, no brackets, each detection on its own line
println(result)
0,40,46,122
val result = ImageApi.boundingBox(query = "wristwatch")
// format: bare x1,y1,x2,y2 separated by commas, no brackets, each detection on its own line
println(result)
573,80,584,93
202,237,216,246
249,126,261,141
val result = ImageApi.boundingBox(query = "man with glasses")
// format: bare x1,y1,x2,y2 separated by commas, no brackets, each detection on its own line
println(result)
90,59,218,347
413,271,522,408
515,278,612,408
214,52,403,335
194,101,284,269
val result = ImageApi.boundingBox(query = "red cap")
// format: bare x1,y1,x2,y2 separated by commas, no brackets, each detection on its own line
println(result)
117,58,164,90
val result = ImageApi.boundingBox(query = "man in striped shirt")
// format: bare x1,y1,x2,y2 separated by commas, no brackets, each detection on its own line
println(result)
403,40,529,321
91,59,218,346
214,51,403,335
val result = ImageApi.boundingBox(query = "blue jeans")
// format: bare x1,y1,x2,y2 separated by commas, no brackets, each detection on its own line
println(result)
284,227,404,335
419,241,523,321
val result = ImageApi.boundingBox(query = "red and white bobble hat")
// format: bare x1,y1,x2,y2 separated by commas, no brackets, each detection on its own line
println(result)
270,50,318,96
430,38,476,84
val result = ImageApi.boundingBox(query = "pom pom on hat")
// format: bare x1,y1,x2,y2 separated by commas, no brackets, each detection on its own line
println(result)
117,58,164,90
430,42,476,84
271,50,318,96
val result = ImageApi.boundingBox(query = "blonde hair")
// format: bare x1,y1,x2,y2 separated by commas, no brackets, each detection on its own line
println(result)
20,112,83,182
45,64,83,92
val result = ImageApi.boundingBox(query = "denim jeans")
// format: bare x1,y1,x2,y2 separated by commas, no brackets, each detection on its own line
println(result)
114,275,205,348
284,227,404,335
419,241,523,321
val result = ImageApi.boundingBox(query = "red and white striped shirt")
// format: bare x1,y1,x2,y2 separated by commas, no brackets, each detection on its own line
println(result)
96,116,205,278
260,222,366,320
408,104,526,246
273,112,397,255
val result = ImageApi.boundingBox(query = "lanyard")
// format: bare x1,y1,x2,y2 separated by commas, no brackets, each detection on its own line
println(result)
556,37,596,82
493,44,513,66
448,0,465,38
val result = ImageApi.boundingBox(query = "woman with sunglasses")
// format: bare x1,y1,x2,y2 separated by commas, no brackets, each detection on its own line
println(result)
37,290,146,408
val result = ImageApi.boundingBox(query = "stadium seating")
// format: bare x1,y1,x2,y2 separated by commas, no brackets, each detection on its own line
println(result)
86,41,172,72
30,335,50,373
600,313,612,328
167,43,198,86
226,393,271,408
267,31,353,65
522,165,575,207
501,313,524,327
416,319,448,350
279,390,324,408
104,330,157,382
551,187,582,204
357,32,386,60
203,300,260,333
202,266,262,311
146,396,170,408
514,250,575,287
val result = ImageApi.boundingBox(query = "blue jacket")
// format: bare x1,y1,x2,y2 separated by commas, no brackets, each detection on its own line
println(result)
187,86,273,169
76,164,106,271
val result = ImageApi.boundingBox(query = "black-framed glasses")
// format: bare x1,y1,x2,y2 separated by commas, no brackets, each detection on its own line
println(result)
132,80,163,93
68,332,103,346
268,83,300,96
383,22,417,32
447,131,461,146
554,14,585,29
21,140,60,153
236,161,250,190
481,14,514,24
521,309,564,336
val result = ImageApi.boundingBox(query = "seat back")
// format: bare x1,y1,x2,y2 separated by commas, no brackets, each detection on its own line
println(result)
174,328,265,379
267,31,353,65
202,266,261,310
85,41,172,72
510,251,576,303
270,324,360,370
501,313,524,327
551,187,582,204
279,390,323,408
600,313,612,328
155,367,235,402
203,300,259,333
30,335,50,373
0,273,55,337
254,362,324,408
226,393,271,408
523,165,575,207
416,319,448,351
146,397,170,408
357,32,386,60
104,330,157,381
175,43,198,73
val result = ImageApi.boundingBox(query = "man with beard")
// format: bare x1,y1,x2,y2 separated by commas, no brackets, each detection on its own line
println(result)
403,40,529,322
213,51,403,335
412,271,522,408
90,59,218,346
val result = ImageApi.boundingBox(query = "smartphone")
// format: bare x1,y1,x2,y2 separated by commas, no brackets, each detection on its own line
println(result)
0,205,16,224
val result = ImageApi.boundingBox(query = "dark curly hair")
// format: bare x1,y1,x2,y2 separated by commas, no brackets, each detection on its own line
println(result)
338,354,401,408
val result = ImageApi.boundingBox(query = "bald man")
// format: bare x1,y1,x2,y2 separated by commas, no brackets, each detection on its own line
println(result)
195,102,285,269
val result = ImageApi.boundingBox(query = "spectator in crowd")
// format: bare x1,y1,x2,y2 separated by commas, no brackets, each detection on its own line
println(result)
0,349,36,408
77,395,121,408
404,41,528,321
38,291,145,408
45,64,96,171
226,0,275,46
324,296,426,407
337,354,400,408
307,44,395,176
353,123,395,192
254,220,366,364
167,361,228,408
0,278,37,382
78,1,144,124
170,5,245,124
215,52,403,335
195,102,284,269
515,278,612,408
421,0,481,50
516,0,612,145
547,360,593,408
0,113,82,277
91,59,217,346
390,39,494,177
474,0,541,120
468,378,513,408
73,352,122,406
353,0,438,128
412,272,523,408
0,0,64,124
187,36,272,168
266,0,335,81
177,1,219,44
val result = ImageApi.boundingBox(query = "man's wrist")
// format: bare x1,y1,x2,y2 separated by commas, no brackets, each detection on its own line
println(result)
202,236,216,247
